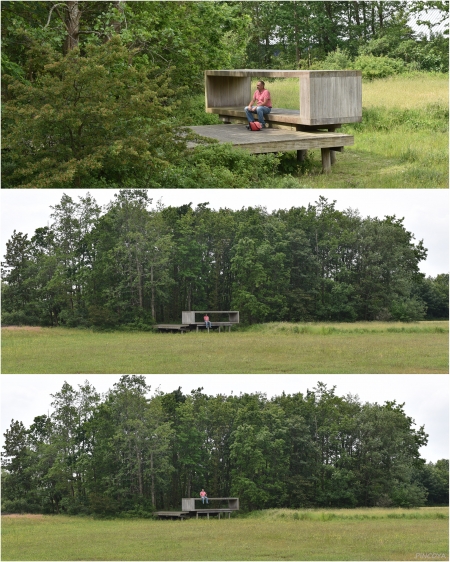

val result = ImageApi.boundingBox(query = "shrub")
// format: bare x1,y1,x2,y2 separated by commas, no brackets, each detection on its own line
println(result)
390,297,427,322
1,310,40,326
353,54,405,80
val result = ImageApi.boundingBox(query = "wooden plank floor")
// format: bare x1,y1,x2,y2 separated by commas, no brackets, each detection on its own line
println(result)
189,124,354,154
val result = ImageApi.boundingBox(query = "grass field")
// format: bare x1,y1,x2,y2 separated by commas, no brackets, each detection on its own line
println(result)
2,508,448,560
251,73,449,188
2,321,448,374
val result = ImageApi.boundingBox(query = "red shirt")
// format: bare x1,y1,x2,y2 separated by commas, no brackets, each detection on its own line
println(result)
253,89,272,108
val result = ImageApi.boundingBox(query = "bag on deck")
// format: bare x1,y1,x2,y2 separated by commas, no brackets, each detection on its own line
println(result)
247,122,263,131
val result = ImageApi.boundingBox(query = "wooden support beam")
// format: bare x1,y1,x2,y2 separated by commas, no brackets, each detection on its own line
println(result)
297,149,307,162
321,148,331,173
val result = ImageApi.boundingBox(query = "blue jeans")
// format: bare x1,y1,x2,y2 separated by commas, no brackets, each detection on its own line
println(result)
205,322,211,328
245,106,271,126
202,497,208,504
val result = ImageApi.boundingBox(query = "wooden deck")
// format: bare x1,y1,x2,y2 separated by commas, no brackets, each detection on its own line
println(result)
155,511,189,519
154,324,189,333
189,124,354,172
154,323,234,333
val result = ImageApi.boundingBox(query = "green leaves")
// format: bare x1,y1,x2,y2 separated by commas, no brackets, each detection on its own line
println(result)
2,37,182,187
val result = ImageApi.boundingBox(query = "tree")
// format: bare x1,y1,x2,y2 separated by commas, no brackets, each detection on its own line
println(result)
2,36,185,187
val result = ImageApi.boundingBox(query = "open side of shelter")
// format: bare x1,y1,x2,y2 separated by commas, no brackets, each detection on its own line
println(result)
155,311,239,333
190,69,362,173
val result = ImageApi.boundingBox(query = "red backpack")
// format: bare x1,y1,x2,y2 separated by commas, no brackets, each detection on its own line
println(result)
247,122,263,131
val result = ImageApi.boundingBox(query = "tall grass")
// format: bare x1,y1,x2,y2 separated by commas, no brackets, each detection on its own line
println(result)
249,73,448,187
244,507,449,521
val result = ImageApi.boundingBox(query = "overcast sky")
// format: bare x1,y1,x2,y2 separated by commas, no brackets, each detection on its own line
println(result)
1,374,447,464
1,189,448,277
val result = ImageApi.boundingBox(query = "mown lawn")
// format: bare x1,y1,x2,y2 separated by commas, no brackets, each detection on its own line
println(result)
2,508,448,561
2,322,448,374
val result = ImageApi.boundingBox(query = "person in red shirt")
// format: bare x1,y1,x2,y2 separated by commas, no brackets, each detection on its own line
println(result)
245,80,272,128
200,489,209,504
204,314,211,328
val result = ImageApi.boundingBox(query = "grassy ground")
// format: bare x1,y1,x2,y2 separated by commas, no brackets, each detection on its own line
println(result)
2,508,448,560
2,321,448,374
251,73,449,187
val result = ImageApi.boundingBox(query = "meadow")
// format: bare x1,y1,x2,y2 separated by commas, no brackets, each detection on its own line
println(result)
2,508,448,561
2,321,448,374
251,73,449,188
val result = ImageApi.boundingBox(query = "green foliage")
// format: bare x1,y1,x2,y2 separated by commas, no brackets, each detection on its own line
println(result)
2,380,442,517
3,194,438,327
390,296,427,322
354,54,406,79
2,37,185,188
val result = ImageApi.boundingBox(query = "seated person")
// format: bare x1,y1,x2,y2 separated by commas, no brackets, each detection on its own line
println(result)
200,489,208,504
245,80,272,128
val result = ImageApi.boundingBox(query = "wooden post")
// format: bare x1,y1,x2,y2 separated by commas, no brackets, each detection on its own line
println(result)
297,149,307,162
321,148,331,173
330,150,336,165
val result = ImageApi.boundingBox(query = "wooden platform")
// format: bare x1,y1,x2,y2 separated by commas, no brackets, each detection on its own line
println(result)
155,511,189,519
189,124,354,172
154,323,234,333
154,324,189,333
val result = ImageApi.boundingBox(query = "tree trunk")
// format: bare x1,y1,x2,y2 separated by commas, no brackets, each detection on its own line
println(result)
63,1,80,54
151,265,156,320
150,451,156,507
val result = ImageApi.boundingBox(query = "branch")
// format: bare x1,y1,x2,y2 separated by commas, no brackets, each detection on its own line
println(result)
44,3,67,29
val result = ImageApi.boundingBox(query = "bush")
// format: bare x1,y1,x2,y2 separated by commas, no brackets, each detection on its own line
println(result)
2,498,42,514
390,297,427,322
318,48,353,70
353,54,405,80
1,310,40,326
390,483,428,508
159,143,281,188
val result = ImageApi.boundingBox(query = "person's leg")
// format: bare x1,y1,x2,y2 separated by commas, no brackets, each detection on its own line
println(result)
244,106,255,122
256,106,271,127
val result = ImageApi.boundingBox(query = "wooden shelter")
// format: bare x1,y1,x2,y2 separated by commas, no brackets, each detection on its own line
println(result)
155,311,239,333
156,497,240,520
189,69,362,173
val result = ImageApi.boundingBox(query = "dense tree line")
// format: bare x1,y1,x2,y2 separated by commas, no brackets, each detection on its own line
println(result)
3,191,447,328
2,377,448,516
2,1,448,187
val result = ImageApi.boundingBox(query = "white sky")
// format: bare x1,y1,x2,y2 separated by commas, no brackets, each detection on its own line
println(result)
1,374,448,464
1,189,448,277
